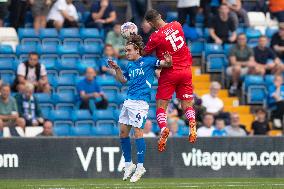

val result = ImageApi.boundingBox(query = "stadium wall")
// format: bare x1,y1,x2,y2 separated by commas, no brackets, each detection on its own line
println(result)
0,137,284,179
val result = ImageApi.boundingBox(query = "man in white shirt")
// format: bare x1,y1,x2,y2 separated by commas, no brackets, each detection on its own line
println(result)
143,120,156,137
177,0,200,26
197,113,215,137
46,0,79,29
201,81,224,115
15,52,50,93
225,113,247,136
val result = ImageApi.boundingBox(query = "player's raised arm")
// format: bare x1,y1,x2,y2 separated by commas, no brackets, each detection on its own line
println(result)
108,60,127,84
159,52,172,68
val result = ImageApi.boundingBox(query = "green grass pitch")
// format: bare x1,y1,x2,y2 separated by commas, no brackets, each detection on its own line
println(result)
0,178,284,189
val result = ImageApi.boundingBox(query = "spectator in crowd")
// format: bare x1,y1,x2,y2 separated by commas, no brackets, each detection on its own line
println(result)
14,52,50,93
177,0,200,27
0,84,26,132
250,108,270,135
168,119,180,137
200,0,221,27
269,0,284,22
40,122,53,136
268,75,284,127
193,95,206,127
227,33,255,95
15,82,53,129
223,0,250,27
271,23,284,60
129,0,148,26
139,20,154,44
197,113,215,137
0,0,8,27
86,0,116,32
30,0,52,31
209,3,237,45
105,23,126,57
47,0,79,29
143,119,156,137
9,0,28,29
212,118,227,136
201,81,224,115
77,67,106,110
225,113,247,136
254,35,284,75
100,44,117,75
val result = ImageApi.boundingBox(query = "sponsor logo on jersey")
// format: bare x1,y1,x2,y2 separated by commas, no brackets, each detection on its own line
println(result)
183,94,193,99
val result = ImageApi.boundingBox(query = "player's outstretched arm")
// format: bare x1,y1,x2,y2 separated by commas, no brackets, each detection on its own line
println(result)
159,52,172,68
108,60,127,84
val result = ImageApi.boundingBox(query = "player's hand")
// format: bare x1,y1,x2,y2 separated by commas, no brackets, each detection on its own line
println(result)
163,52,172,67
108,59,119,70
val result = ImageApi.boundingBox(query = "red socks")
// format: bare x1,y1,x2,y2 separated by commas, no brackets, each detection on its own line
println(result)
185,107,195,121
156,108,167,129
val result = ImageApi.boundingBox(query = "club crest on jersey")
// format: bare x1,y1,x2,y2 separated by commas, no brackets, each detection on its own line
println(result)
140,62,144,66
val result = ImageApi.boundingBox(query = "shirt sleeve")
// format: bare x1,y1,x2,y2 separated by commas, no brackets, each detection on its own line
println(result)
228,46,236,57
144,33,158,55
270,34,278,48
57,0,67,11
17,63,26,76
40,64,47,77
268,48,277,59
147,57,160,67
229,17,236,32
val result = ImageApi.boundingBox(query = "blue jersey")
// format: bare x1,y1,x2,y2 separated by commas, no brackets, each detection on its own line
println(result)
123,56,160,102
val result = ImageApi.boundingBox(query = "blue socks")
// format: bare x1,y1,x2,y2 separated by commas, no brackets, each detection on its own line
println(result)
120,137,146,166
135,138,146,164
120,137,131,163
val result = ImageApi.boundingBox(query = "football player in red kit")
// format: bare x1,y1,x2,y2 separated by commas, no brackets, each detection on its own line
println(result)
144,9,197,152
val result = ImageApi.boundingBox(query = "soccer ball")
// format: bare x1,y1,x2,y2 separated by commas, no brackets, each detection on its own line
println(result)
120,22,138,39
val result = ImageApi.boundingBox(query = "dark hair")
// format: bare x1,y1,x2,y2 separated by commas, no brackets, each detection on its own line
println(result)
28,52,39,58
255,108,267,114
144,9,160,22
126,34,144,55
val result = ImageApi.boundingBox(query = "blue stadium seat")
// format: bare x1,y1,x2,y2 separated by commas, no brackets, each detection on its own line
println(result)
34,93,53,104
59,28,80,39
206,54,228,72
53,123,71,136
91,123,118,136
56,76,77,94
0,71,15,85
16,44,38,56
53,92,76,111
72,110,93,121
265,27,278,38
0,58,14,70
96,75,118,87
40,57,58,71
57,44,80,55
178,125,189,136
70,125,92,136
93,109,117,122
243,75,265,91
223,43,233,56
37,44,58,54
63,38,83,48
189,41,204,57
82,44,103,58
166,12,178,22
248,87,267,104
183,25,200,41
48,110,71,122
204,43,223,56
57,58,80,77
148,107,156,120
0,45,14,54
39,28,58,39
78,59,100,74
152,122,159,133
264,75,275,87
236,27,245,34
18,28,38,40
80,28,103,39
39,104,53,119
103,90,118,104
42,38,61,46
245,28,261,39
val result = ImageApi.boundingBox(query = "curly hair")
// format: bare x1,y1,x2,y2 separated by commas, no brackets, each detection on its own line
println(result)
126,34,144,55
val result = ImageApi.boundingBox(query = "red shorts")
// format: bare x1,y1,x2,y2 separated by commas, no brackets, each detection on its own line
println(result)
156,67,194,100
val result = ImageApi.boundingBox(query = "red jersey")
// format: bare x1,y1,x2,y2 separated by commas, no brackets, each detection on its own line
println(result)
144,21,192,69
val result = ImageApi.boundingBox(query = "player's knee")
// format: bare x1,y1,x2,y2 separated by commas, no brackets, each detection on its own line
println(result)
120,129,129,138
134,128,143,138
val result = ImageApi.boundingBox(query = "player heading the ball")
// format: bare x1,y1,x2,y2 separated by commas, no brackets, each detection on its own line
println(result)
108,34,172,183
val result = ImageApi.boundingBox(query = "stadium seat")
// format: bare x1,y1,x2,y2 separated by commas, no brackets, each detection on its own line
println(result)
178,125,189,136
148,107,156,120
247,12,266,27
103,90,119,104
223,43,233,56
53,92,76,111
72,110,93,122
0,57,14,71
34,93,53,104
189,41,204,57
42,38,61,46
245,28,262,39
53,123,71,136
96,75,118,87
93,109,117,122
243,75,265,91
0,71,15,85
57,58,80,77
80,28,103,40
70,125,92,136
204,44,224,61
78,59,100,74
264,74,275,87
56,76,77,94
48,110,71,122
0,45,14,54
247,86,267,104
0,27,19,51
183,25,200,41
166,12,178,22
37,44,58,54
206,54,228,72
91,123,118,136
265,27,278,38
16,44,38,57
18,28,38,40
39,28,58,39
63,38,83,48
82,44,103,58
57,44,80,55
59,28,80,39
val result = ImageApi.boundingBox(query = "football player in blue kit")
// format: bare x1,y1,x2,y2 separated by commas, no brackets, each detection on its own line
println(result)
108,34,172,182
